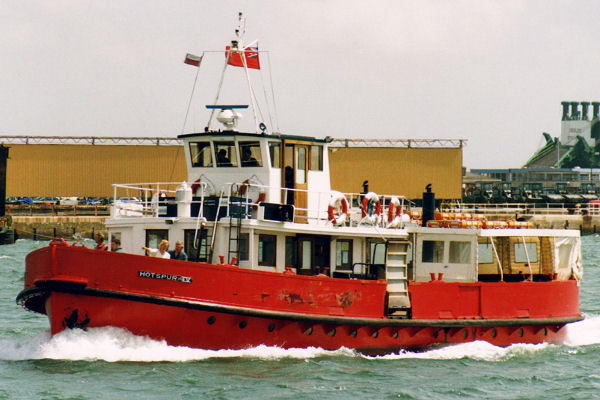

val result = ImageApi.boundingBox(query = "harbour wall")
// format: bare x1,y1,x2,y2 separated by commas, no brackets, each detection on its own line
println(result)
12,216,107,241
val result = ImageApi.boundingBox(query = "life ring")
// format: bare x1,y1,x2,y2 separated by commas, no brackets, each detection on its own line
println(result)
191,178,202,195
361,192,381,224
386,196,403,228
237,179,265,209
327,191,349,226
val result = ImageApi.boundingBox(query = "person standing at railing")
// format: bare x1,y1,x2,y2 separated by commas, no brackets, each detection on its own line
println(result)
94,233,108,251
142,240,171,259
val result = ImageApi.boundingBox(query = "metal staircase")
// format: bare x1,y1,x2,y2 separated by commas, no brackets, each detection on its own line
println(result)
385,240,411,317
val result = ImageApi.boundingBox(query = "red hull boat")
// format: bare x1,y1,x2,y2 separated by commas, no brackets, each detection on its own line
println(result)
17,14,583,354
18,237,581,354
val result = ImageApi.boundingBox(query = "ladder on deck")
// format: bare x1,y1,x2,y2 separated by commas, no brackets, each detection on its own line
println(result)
386,240,411,317
227,189,244,265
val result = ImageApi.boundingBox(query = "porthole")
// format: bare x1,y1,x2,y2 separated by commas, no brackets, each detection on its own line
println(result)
239,320,247,329
393,331,399,339
350,330,357,338
329,329,336,337
268,323,275,332
207,316,216,325
372,330,379,339
306,327,313,336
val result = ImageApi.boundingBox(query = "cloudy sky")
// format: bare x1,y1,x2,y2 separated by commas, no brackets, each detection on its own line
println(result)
2,1,600,169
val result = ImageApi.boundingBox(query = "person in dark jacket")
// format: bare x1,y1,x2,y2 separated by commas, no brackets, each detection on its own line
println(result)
169,240,188,261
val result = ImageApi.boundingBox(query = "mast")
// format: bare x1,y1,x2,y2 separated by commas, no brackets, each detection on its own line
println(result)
207,12,263,134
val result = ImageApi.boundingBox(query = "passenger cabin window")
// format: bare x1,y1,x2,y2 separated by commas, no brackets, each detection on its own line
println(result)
214,141,238,167
368,240,386,265
514,242,538,263
336,239,352,270
269,142,281,168
238,233,249,261
184,229,208,262
189,142,213,167
449,241,471,264
310,145,323,171
239,141,262,167
422,240,444,263
478,243,494,264
258,234,276,266
285,236,298,267
146,229,168,249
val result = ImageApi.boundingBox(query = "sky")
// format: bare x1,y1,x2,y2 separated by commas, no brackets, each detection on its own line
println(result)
2,1,600,169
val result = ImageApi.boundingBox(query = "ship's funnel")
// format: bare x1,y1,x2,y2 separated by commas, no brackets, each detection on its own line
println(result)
422,184,435,227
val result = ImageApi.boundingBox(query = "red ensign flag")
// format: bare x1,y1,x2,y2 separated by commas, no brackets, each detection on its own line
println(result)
225,45,260,69
184,53,203,67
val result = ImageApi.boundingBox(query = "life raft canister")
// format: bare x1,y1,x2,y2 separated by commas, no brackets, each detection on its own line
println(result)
361,192,381,224
386,196,403,228
327,191,349,226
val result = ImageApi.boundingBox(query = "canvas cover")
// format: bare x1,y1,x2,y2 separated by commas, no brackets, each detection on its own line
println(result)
554,236,583,284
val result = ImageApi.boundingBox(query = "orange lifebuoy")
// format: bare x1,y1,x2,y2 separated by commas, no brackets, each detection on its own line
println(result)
238,179,250,196
328,191,349,225
237,179,266,210
387,197,402,223
191,178,202,195
361,193,381,218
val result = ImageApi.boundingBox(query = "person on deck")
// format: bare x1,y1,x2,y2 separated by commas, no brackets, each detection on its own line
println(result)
111,237,122,252
142,240,171,259
169,240,188,261
94,233,108,251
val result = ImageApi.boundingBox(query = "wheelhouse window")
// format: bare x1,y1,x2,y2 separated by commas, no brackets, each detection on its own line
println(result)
514,242,538,263
310,145,323,171
269,142,281,168
258,234,277,266
422,240,444,263
239,141,262,167
146,229,168,249
449,241,471,264
214,141,238,167
336,239,352,270
189,142,213,167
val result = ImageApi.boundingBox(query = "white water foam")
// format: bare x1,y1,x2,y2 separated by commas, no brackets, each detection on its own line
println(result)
0,327,352,362
3,316,599,363
365,340,549,361
564,314,600,346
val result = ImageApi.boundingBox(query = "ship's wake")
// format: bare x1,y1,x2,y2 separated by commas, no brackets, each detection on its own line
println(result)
1,315,598,362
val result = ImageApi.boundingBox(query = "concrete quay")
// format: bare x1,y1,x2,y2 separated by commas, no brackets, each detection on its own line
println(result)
12,216,107,241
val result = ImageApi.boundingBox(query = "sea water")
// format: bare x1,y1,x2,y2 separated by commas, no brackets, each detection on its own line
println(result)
1,237,600,399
